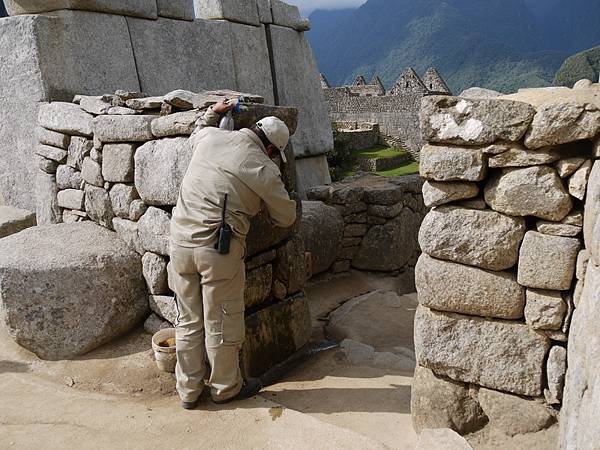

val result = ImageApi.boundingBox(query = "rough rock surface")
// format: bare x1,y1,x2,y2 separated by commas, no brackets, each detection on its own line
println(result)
484,166,572,221
38,102,93,137
149,295,177,324
134,137,191,206
35,172,61,225
517,231,580,291
300,201,343,275
415,306,550,396
93,115,154,143
560,263,600,448
546,346,567,404
477,388,556,436
422,180,478,207
4,0,158,18
419,144,486,182
524,289,567,330
488,144,559,168
102,143,136,183
0,206,36,239
56,165,83,190
411,365,487,434
419,206,526,271
524,101,600,149
584,160,600,265
420,96,535,145
142,252,169,295
568,159,592,201
416,254,525,319
84,185,114,229
556,157,587,178
137,207,171,256
353,209,421,271
0,223,148,360
415,429,473,450
109,184,138,219
151,110,197,137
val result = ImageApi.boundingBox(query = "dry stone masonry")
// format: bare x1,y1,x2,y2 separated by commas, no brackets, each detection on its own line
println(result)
0,0,332,213
303,174,426,284
413,82,600,440
3,87,312,376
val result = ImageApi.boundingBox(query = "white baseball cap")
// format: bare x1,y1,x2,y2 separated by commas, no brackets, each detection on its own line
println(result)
257,116,290,163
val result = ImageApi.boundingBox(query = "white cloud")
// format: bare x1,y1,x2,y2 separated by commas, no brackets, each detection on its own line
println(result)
286,0,366,16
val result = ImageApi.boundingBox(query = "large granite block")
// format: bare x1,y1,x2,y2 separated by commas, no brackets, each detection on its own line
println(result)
134,137,192,206
228,23,275,104
420,96,535,145
4,0,158,18
560,263,600,448
270,0,309,31
416,254,525,319
31,11,140,101
0,206,36,238
0,223,148,360
415,305,550,396
156,0,194,21
295,155,332,196
126,17,237,96
419,206,526,271
194,0,259,26
0,99,42,210
268,25,334,158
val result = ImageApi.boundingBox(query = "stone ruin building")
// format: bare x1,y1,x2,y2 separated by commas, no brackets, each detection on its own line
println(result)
0,1,600,448
321,68,452,159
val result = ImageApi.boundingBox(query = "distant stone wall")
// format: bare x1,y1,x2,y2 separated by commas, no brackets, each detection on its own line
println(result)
333,122,380,153
323,68,451,161
325,88,425,160
0,0,332,212
413,85,600,439
34,89,311,377
304,174,426,289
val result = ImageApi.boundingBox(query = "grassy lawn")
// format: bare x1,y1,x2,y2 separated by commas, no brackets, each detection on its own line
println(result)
351,145,409,159
376,161,420,177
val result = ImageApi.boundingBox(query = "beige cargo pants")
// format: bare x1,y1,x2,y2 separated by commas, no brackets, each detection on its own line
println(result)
168,239,246,403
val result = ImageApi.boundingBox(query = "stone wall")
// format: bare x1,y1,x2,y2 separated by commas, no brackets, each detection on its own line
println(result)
303,174,426,286
413,83,600,439
34,89,311,377
333,122,380,153
0,0,332,212
323,68,451,160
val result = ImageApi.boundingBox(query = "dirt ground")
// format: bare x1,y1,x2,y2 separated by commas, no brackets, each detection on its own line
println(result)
0,270,558,449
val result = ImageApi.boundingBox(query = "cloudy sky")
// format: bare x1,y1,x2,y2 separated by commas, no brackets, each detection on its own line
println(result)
286,0,366,16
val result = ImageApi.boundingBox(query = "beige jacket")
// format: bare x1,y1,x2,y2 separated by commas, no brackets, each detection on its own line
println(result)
170,107,297,248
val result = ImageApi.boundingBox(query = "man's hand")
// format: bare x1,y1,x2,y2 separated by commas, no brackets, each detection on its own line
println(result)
212,98,236,114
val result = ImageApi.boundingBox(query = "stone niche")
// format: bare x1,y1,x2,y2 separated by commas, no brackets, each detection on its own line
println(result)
10,88,311,376
0,0,332,212
413,82,600,440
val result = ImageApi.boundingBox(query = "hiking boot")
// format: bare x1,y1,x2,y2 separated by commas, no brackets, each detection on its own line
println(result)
180,398,200,410
212,378,263,404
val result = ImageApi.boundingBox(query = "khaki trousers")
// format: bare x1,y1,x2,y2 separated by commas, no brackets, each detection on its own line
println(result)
168,239,246,403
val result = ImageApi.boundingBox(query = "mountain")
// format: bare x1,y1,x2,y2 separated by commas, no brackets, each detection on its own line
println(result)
307,0,600,93
554,46,600,87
